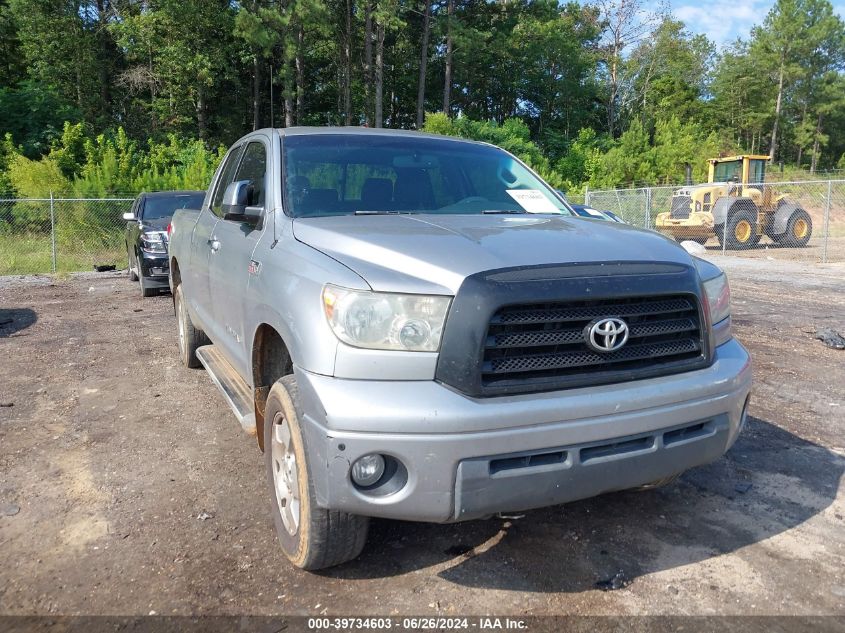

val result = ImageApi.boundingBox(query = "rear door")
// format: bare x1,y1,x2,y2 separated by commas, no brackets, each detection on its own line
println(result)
189,145,243,335
207,138,270,377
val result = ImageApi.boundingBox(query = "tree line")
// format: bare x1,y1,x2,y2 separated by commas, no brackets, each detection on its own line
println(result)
1,0,844,198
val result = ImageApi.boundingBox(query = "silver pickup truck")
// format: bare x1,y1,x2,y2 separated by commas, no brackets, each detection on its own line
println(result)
168,127,752,570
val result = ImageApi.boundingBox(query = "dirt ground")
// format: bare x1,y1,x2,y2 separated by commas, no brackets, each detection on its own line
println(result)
0,256,844,619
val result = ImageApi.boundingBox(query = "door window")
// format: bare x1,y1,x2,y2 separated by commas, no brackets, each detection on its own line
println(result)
211,145,244,217
232,142,268,209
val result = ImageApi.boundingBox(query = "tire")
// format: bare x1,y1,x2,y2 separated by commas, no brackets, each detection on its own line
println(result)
174,284,208,368
634,473,681,491
264,375,369,570
717,208,760,250
127,249,138,281
777,208,813,248
139,272,157,297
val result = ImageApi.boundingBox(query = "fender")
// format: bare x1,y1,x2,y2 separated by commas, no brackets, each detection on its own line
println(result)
712,197,755,227
771,203,800,236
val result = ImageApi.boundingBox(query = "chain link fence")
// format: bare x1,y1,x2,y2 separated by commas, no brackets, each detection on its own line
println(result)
585,180,845,263
1,182,844,275
0,196,135,275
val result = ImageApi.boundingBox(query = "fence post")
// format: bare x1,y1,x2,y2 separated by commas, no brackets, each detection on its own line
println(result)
822,180,832,264
645,188,652,229
584,184,590,207
50,191,57,273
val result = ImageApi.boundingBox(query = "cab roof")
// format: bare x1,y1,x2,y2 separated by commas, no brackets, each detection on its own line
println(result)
271,126,491,146
709,155,770,163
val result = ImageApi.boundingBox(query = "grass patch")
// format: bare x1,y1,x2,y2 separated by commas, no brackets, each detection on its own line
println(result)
0,233,128,275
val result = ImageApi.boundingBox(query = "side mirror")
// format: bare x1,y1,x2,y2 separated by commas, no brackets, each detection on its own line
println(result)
122,212,136,221
222,180,263,224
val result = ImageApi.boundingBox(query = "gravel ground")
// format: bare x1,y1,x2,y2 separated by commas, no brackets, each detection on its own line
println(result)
0,258,844,619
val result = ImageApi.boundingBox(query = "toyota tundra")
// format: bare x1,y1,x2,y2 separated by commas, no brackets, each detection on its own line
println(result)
167,127,752,570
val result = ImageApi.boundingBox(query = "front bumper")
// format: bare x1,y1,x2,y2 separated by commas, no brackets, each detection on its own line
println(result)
295,338,752,523
655,212,715,238
139,251,170,286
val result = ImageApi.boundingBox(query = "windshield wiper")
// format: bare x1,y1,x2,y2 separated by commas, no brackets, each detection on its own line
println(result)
353,210,416,215
481,209,527,214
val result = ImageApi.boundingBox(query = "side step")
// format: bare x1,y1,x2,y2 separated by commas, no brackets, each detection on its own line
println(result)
196,345,257,436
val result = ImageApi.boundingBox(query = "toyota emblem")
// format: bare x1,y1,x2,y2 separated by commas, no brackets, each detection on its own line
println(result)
585,317,629,353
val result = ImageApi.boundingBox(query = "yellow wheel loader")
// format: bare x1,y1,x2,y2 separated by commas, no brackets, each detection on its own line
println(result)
655,155,812,249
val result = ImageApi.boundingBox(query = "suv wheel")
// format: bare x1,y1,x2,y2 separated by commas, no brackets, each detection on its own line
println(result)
139,271,157,297
264,375,369,570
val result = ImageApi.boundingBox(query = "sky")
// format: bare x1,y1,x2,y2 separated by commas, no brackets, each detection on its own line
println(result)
658,0,845,47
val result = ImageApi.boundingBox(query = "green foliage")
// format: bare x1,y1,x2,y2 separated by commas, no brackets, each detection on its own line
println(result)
592,119,654,188
3,123,224,199
624,19,714,131
0,82,80,157
1,0,845,195
422,113,565,187
6,153,70,197
589,117,733,188
555,128,604,191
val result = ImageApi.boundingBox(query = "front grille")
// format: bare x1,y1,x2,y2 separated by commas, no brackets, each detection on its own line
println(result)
482,294,703,391
670,195,692,219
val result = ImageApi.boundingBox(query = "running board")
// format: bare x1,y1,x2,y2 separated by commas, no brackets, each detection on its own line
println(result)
196,345,256,436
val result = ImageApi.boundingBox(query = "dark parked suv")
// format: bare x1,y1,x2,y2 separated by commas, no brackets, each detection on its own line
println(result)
124,191,205,296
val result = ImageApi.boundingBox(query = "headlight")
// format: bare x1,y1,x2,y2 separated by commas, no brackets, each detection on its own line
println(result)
703,273,732,347
322,285,451,352
141,231,167,254
703,273,730,324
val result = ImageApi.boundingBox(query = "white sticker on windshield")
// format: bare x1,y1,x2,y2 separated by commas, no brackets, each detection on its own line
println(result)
506,189,559,214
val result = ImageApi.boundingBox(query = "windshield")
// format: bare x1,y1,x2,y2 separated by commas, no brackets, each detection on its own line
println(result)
282,134,571,218
713,160,742,183
141,193,205,220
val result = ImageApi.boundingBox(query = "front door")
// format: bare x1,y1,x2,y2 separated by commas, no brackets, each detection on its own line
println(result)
207,139,270,378
188,144,243,335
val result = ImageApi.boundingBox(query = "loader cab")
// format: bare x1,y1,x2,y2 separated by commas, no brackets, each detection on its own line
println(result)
708,155,767,185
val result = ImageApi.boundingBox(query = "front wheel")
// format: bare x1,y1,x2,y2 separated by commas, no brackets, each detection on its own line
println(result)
139,272,157,297
127,248,138,282
264,375,369,570
717,208,760,250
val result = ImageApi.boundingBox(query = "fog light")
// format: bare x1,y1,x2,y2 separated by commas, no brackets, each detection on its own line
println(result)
351,454,385,487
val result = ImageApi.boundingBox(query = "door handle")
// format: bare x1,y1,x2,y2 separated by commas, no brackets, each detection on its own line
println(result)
208,237,221,253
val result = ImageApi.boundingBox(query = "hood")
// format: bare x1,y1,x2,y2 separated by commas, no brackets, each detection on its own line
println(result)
139,217,171,231
293,214,694,295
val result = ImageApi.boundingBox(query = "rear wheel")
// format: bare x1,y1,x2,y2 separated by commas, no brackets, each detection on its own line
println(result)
264,375,369,570
777,208,812,247
717,208,760,250
174,284,208,368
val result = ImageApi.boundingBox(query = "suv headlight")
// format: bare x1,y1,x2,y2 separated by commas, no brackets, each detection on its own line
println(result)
141,231,167,254
703,273,731,346
322,285,451,352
